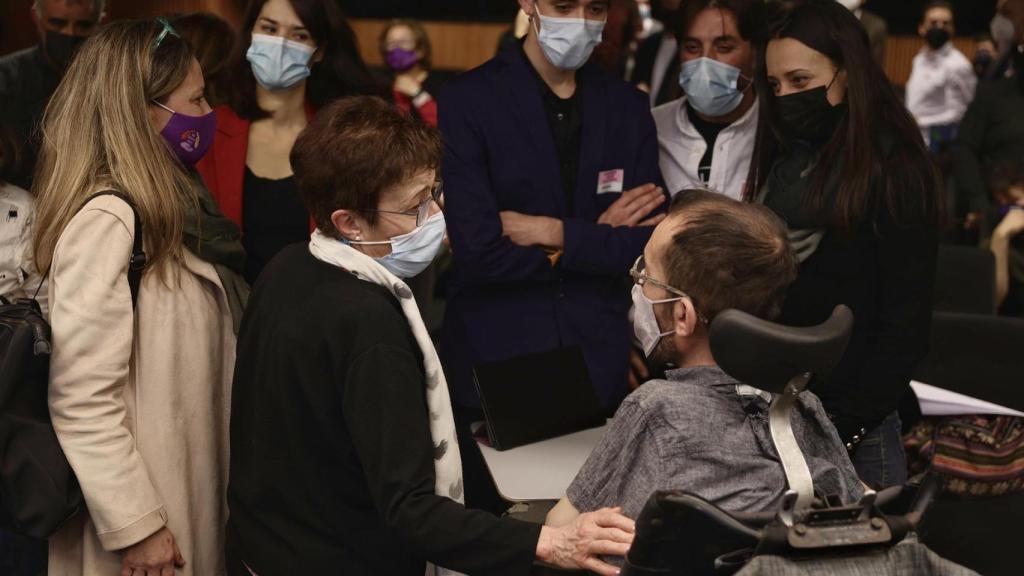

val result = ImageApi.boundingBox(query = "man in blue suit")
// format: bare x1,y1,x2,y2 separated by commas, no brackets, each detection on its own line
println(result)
439,0,666,475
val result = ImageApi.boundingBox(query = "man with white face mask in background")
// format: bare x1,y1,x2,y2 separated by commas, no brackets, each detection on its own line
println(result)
651,0,763,200
438,0,667,515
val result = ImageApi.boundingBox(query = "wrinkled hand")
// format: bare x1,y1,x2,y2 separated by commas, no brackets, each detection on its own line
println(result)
121,527,184,576
598,183,667,228
500,211,564,250
628,345,649,391
995,208,1024,239
537,507,635,575
394,74,423,98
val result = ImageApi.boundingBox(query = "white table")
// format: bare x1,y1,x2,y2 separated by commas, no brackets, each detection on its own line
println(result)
476,423,609,502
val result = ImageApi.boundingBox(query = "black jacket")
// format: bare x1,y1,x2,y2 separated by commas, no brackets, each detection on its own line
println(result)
0,45,61,189
952,76,1024,214
764,141,938,444
227,245,540,575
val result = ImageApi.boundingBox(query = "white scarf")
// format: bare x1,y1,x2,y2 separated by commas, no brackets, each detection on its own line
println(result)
308,230,464,576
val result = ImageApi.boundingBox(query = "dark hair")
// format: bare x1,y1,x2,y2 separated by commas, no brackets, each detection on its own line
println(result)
745,0,942,233
170,12,235,107
227,0,384,121
378,19,433,71
291,96,442,237
662,189,797,322
674,0,767,43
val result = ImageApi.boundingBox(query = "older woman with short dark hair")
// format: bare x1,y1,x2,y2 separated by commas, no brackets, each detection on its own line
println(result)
225,96,636,576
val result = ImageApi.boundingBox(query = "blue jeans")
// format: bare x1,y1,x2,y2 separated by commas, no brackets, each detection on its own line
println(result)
850,412,907,490
0,530,46,576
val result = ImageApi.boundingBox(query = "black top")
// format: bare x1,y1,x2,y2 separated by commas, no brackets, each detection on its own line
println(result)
687,103,729,186
0,45,62,189
952,73,1024,214
227,245,541,576
523,44,583,213
241,167,309,284
764,138,938,444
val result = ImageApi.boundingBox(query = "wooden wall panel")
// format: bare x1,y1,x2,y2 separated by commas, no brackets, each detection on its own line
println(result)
349,19,509,71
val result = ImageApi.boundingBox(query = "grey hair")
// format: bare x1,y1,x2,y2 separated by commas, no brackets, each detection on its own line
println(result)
34,0,106,18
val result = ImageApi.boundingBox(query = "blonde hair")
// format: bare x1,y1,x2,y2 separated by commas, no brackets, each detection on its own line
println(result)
33,19,197,275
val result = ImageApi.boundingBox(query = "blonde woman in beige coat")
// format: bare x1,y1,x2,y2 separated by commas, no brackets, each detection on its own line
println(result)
32,19,240,576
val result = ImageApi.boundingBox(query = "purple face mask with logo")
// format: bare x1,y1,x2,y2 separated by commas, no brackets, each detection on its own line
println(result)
153,101,216,165
385,48,419,72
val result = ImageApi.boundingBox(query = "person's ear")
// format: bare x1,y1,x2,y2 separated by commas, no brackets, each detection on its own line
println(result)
673,297,700,338
312,44,326,65
918,22,926,37
330,209,364,241
518,0,536,18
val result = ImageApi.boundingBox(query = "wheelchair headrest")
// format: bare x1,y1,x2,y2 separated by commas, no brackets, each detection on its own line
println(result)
709,305,854,395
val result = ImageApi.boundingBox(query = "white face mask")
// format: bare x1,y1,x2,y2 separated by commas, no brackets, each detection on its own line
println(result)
532,2,605,70
246,33,316,91
679,57,748,117
631,283,681,358
837,0,862,12
347,212,446,278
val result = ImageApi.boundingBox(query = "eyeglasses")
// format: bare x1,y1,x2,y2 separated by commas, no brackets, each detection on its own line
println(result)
630,255,709,324
153,17,180,51
363,180,443,227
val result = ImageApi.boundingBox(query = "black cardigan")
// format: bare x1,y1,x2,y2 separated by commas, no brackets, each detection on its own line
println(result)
226,244,540,575
765,148,939,445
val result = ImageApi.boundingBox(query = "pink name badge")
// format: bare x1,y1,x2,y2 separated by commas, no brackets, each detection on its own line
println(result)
597,169,625,195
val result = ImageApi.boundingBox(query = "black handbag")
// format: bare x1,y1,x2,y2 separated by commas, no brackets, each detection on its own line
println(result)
0,191,145,539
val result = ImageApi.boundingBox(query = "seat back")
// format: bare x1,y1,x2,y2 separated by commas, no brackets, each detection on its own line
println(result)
933,245,996,315
914,312,1024,412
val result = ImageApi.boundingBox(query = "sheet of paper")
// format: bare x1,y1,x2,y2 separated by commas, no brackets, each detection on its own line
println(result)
911,380,1024,417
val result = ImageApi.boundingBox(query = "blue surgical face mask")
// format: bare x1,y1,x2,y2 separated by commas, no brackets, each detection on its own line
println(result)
246,33,316,91
348,211,446,278
533,3,605,71
679,57,748,118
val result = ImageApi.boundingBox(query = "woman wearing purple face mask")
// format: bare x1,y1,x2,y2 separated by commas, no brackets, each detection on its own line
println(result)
34,19,245,576
378,19,443,127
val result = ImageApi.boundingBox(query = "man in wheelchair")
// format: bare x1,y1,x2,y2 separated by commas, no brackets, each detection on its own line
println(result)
547,189,864,526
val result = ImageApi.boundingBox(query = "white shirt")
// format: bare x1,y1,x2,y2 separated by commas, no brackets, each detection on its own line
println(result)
652,96,759,200
905,42,977,129
0,182,46,313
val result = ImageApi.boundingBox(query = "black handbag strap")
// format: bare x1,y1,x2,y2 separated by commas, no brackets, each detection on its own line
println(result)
35,191,147,308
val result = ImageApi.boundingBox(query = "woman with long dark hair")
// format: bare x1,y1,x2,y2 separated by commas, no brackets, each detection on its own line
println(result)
746,0,942,488
197,0,382,284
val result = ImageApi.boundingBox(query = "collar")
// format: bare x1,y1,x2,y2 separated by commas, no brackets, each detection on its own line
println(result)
675,95,759,138
665,364,773,402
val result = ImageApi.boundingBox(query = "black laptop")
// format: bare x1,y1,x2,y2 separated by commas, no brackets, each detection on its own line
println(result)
472,346,606,451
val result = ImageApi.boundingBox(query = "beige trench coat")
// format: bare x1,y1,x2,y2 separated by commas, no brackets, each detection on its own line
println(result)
46,195,235,575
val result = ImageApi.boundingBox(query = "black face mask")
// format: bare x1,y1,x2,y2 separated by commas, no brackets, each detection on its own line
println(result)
43,30,86,71
925,28,950,50
774,79,845,146
974,50,993,76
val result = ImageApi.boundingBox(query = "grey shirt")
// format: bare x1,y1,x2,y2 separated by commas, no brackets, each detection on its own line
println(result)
567,365,863,519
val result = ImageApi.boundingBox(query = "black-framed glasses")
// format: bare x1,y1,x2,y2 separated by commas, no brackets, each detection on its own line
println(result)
630,255,709,324
153,17,180,51
363,180,443,227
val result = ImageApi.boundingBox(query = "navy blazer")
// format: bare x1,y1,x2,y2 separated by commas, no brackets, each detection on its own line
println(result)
439,46,665,410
